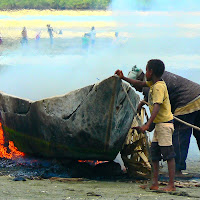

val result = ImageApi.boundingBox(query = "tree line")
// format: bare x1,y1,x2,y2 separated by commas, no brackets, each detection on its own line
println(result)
0,0,111,10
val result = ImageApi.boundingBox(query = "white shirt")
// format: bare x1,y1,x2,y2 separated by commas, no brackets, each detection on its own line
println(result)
90,30,96,40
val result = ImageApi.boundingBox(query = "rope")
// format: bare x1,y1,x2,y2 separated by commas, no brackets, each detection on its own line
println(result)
121,81,200,149
118,73,200,131
141,100,200,131
121,84,137,114
128,90,200,131
121,84,154,179
173,116,200,131
121,81,200,182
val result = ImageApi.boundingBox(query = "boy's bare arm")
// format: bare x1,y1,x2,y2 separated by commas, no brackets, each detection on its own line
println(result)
146,103,160,128
133,103,160,133
115,69,147,88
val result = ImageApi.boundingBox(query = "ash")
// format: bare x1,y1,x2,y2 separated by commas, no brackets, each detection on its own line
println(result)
0,157,123,181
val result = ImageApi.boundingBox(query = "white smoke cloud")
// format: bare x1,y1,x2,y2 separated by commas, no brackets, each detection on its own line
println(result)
110,0,200,11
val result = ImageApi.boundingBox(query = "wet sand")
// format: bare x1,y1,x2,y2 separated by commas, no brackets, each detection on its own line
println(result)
0,174,200,200
0,157,200,200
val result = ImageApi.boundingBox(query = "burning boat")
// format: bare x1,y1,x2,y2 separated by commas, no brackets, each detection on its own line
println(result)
0,76,140,160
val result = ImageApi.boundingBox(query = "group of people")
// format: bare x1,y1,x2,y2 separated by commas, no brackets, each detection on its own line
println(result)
20,25,97,49
13,25,120,51
20,24,60,47
115,59,200,192
82,26,96,51
82,27,122,51
20,25,97,50
20,26,41,46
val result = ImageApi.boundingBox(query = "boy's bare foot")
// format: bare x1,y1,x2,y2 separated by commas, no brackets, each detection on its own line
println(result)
161,185,176,192
149,184,159,190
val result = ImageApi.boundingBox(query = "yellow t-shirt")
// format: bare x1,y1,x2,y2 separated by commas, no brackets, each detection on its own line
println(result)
146,80,173,123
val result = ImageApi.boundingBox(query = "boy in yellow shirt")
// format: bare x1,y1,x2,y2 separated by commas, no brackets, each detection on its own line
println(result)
115,59,176,191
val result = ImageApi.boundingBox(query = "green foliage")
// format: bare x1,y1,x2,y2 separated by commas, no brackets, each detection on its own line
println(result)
0,0,111,10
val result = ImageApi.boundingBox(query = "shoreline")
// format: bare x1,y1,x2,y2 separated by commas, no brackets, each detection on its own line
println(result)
0,9,112,16
0,10,117,39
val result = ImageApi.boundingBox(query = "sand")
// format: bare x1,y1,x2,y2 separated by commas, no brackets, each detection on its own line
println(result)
0,174,200,200
0,10,117,39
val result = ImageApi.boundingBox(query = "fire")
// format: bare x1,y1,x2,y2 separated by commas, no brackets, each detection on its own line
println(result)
78,160,108,166
0,123,25,159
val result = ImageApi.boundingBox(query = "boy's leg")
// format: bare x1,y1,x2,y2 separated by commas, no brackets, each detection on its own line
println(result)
160,146,176,191
168,158,176,187
162,158,176,191
150,160,159,190
150,142,162,190
156,123,176,191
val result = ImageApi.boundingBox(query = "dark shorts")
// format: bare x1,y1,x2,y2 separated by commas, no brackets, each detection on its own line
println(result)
150,142,176,161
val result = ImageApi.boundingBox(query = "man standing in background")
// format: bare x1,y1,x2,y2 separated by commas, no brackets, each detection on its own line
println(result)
90,26,96,47
47,24,54,45
21,27,28,46
0,32,3,45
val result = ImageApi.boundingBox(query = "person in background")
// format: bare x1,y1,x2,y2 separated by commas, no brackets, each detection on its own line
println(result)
0,32,3,45
47,24,54,45
112,31,121,47
128,65,200,176
21,27,28,46
115,59,176,191
90,26,96,47
35,31,41,47
82,33,90,51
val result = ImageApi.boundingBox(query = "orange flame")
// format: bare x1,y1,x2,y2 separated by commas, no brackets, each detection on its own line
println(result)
0,123,25,159
78,160,108,165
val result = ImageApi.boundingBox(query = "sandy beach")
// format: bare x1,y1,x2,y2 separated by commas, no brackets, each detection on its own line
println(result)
0,171,200,200
0,8,200,199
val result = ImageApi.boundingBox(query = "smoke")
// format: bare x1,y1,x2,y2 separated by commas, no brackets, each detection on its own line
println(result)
0,1,199,163
109,0,151,11
0,45,132,100
1,1,200,101
110,0,200,11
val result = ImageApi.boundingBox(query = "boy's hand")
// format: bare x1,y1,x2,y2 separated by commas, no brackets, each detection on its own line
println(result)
132,124,149,133
115,70,124,79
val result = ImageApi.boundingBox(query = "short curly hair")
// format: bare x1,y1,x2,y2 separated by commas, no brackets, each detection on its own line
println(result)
147,59,165,77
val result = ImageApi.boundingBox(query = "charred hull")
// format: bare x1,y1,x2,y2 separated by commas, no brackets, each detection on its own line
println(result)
0,76,140,160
